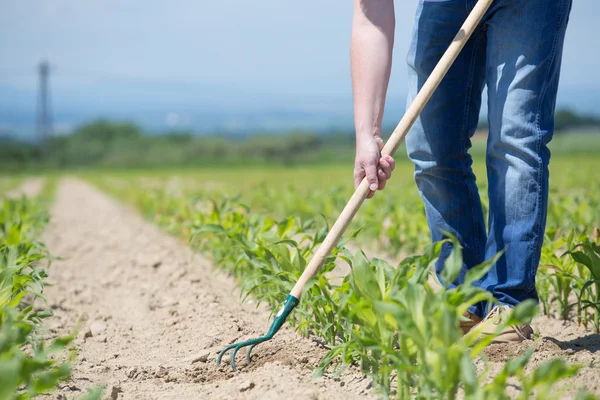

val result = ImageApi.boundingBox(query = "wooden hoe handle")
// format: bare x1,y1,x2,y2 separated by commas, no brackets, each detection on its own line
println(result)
290,0,494,299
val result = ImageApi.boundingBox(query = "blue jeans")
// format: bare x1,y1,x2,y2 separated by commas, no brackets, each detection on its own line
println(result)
405,0,572,318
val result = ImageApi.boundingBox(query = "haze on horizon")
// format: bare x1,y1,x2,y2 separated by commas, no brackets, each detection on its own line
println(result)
1,0,599,136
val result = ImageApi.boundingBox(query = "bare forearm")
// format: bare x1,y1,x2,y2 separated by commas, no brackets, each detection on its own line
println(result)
351,0,395,143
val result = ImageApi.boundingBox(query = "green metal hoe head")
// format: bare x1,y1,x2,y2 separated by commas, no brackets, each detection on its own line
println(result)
217,294,299,371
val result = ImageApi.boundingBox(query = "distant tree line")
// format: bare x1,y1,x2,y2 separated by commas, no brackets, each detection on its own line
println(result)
0,121,355,171
0,108,598,172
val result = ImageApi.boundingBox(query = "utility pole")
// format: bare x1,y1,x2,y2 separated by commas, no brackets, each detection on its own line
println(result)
36,60,52,143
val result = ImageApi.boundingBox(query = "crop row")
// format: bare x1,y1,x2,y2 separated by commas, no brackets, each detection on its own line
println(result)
94,167,600,330
0,192,74,398
92,175,597,399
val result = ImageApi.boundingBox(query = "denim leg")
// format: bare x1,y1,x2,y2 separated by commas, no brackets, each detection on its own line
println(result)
405,1,487,295
478,0,573,314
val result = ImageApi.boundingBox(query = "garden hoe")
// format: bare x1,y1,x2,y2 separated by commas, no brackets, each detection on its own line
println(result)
217,0,494,371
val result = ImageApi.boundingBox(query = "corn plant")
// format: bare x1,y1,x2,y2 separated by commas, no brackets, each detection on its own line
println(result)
536,267,552,317
481,347,581,400
539,229,578,320
185,193,581,399
315,236,580,399
565,231,600,333
0,196,75,399
190,198,354,340
0,308,73,399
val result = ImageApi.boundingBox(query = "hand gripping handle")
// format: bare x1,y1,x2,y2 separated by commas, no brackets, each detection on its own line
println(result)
290,0,493,299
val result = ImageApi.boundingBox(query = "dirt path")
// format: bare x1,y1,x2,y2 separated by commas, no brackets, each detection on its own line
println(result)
42,179,372,400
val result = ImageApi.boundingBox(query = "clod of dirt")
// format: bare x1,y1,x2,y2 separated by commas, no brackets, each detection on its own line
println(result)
189,350,211,364
298,388,319,399
96,335,108,343
126,367,138,379
155,365,169,378
149,296,179,310
83,328,93,339
110,385,122,399
239,380,255,392
90,320,107,336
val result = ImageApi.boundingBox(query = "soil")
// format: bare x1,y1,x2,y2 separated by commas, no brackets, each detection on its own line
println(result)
21,177,600,399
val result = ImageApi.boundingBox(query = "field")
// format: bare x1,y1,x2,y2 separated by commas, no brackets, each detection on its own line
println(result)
1,145,600,399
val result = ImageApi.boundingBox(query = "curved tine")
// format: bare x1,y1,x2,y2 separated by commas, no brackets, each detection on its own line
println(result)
229,343,246,371
245,344,257,365
218,335,273,371
216,342,239,365
230,337,268,370
244,334,273,366
217,337,261,367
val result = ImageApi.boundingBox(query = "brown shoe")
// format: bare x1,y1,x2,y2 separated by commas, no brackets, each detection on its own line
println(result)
477,305,534,343
460,312,482,334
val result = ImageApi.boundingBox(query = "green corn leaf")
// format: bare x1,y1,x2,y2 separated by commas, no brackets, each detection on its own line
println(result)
439,231,462,285
276,217,296,237
464,250,504,287
349,227,363,239
193,224,225,234
375,263,386,300
314,224,328,245
273,239,298,249
507,300,539,326
77,386,105,400
460,351,477,392
569,250,594,271
32,310,53,319
0,358,21,399
352,251,381,301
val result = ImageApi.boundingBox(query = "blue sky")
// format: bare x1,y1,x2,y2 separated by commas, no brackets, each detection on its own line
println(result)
1,0,599,134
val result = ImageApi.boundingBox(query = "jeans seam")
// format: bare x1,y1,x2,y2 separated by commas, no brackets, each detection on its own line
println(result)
530,0,565,293
460,30,483,262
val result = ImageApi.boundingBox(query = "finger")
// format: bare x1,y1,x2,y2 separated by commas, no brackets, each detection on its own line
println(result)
365,162,379,192
384,155,396,171
379,157,392,179
354,167,364,189
377,168,387,190
374,136,385,151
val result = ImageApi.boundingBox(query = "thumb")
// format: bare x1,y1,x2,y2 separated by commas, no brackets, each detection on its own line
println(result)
365,162,379,191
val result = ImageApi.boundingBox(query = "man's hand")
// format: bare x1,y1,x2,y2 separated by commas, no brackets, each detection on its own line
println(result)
351,0,395,198
354,135,395,198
